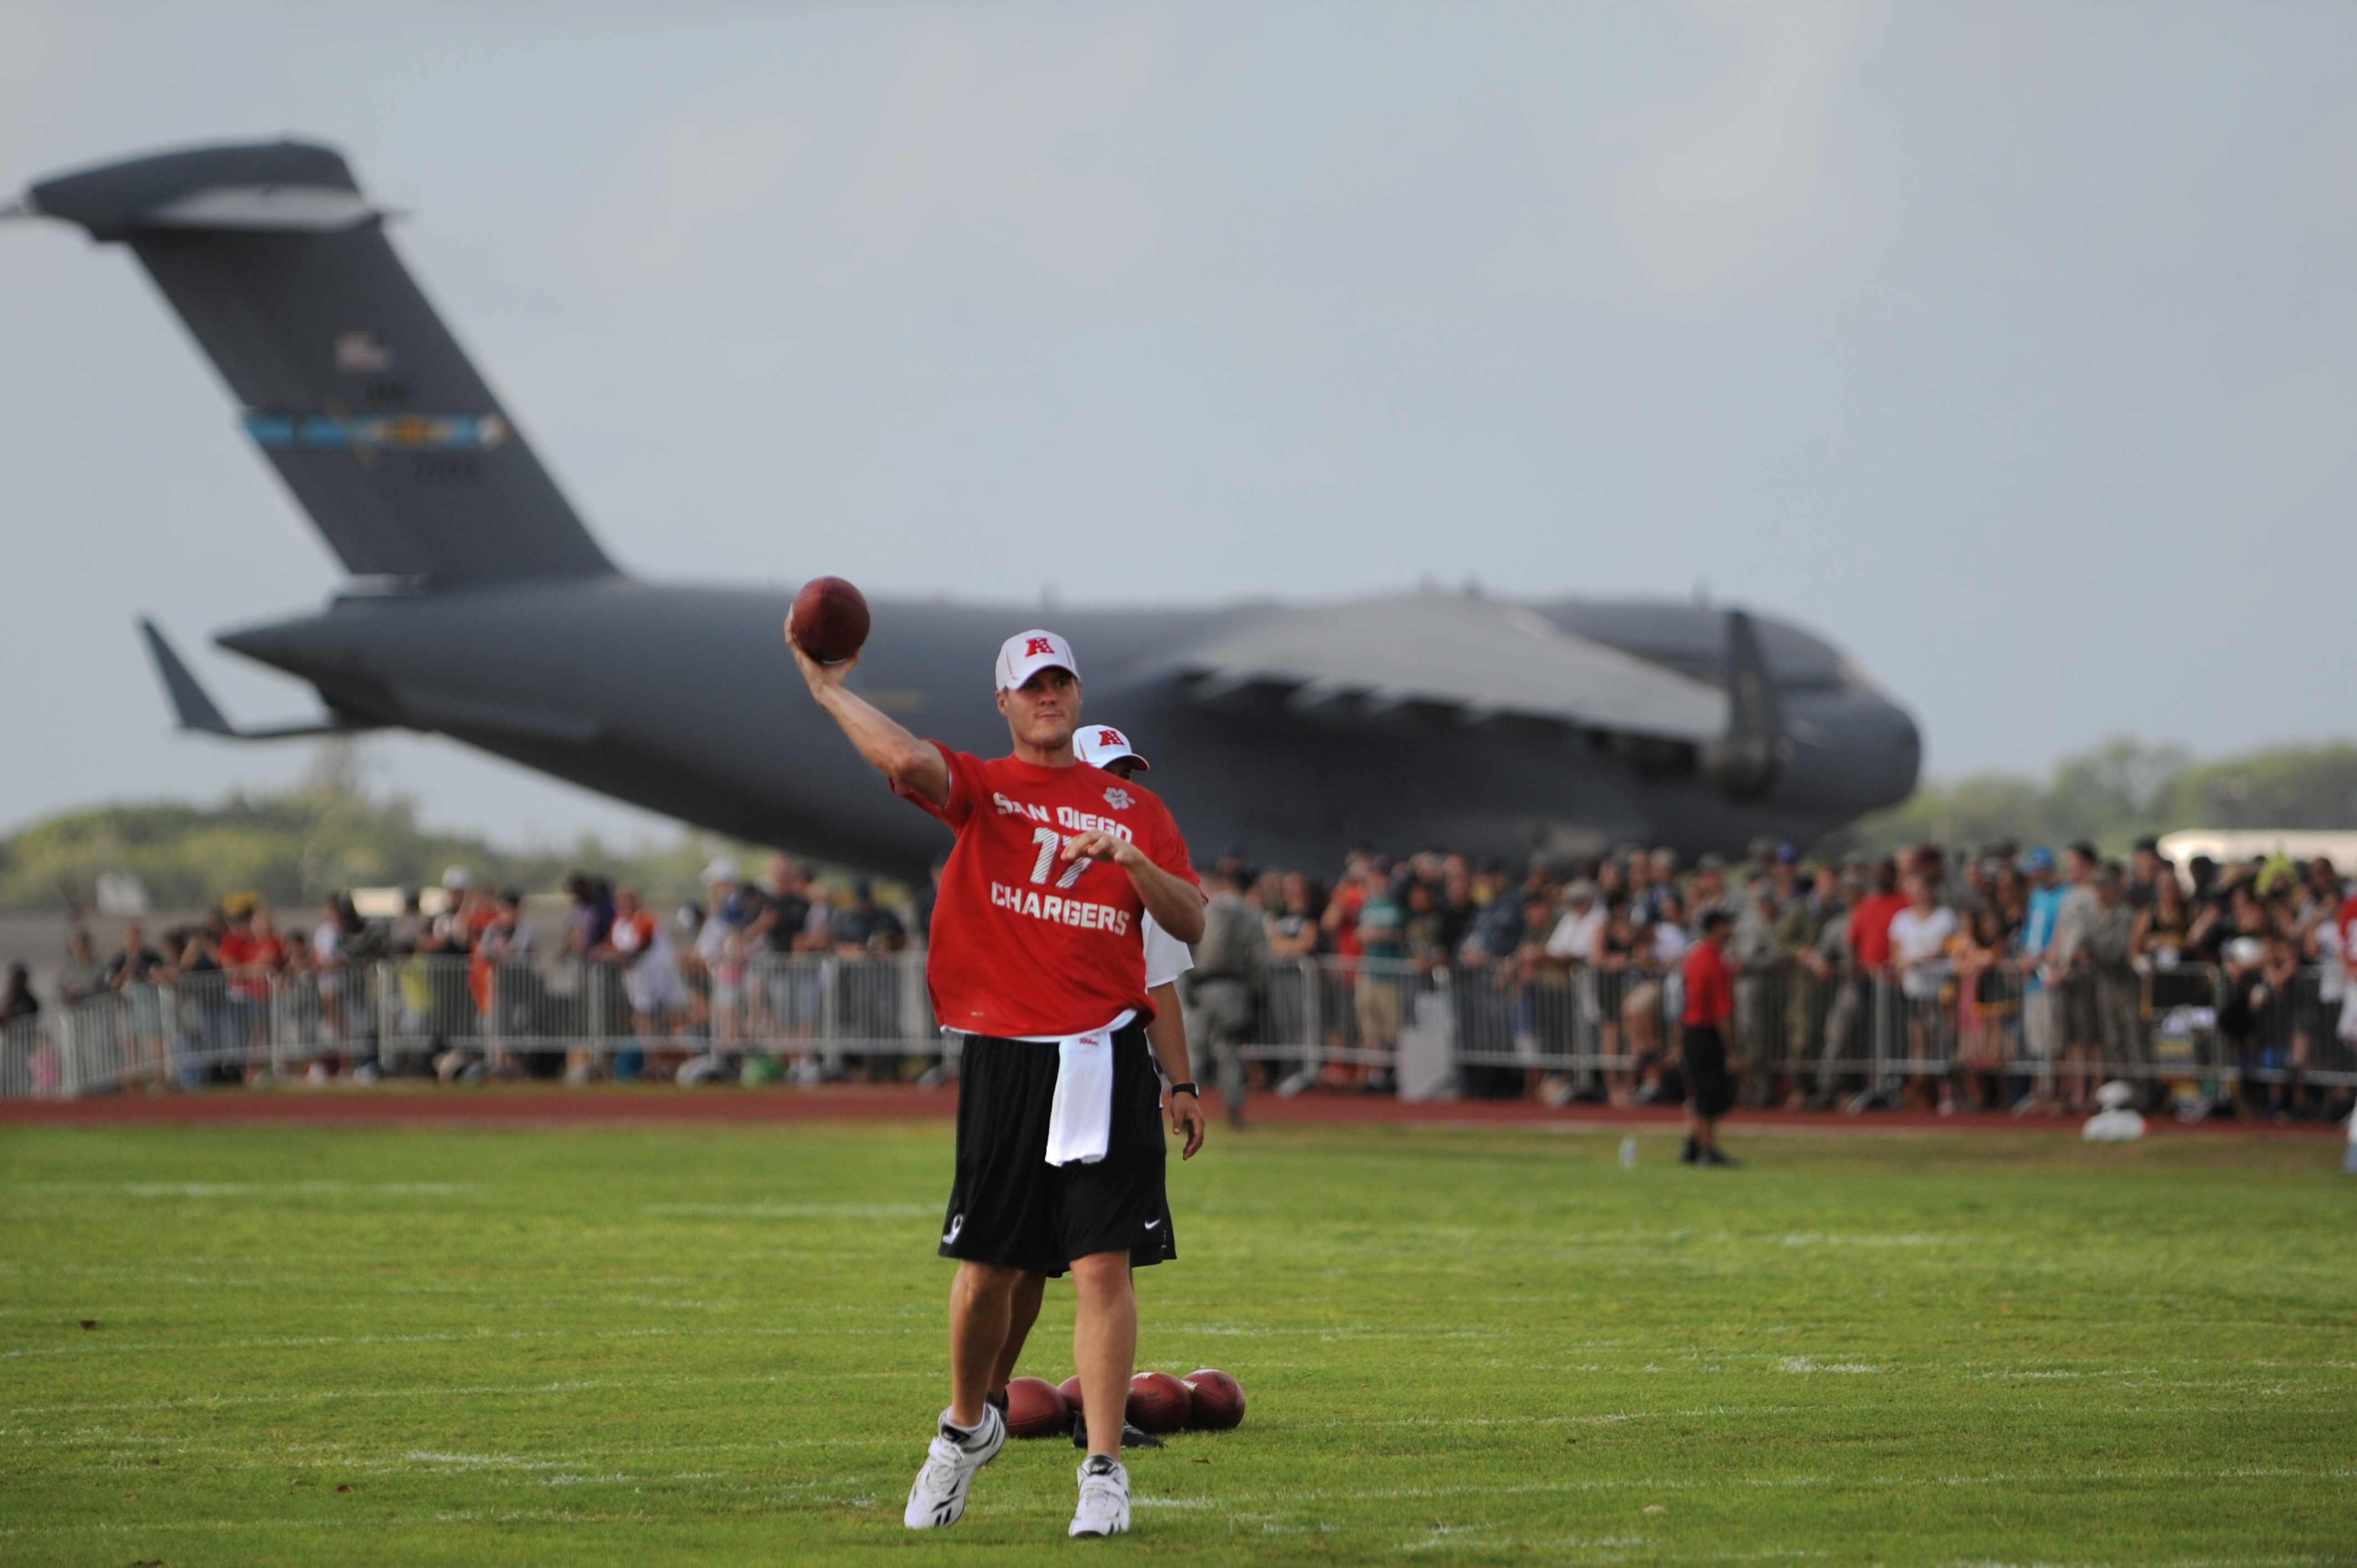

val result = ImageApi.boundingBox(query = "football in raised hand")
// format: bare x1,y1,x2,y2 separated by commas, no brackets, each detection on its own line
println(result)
789,575,870,665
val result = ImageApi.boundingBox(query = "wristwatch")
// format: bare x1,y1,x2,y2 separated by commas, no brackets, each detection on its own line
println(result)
1168,1081,1200,1098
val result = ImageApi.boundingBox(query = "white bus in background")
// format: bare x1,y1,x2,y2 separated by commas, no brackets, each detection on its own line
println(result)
2158,830,2357,880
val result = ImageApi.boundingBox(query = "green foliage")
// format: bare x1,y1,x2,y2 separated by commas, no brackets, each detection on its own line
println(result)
1829,737,2357,859
0,746,750,912
0,1122,2344,1564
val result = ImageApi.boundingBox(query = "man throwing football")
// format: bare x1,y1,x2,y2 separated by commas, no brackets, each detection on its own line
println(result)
788,621,1203,1539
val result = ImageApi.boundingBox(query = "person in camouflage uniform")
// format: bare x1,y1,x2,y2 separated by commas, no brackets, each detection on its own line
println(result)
2084,864,2145,1081
1808,866,1866,1108
1774,864,1843,1107
1185,863,1269,1128
1728,878,1783,1104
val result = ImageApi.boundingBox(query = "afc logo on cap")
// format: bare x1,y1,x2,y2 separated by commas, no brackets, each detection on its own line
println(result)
1096,729,1122,746
996,627,1080,692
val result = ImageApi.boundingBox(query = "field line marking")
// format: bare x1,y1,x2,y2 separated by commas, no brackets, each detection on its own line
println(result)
5,1368,934,1419
2,1182,472,1196
0,1507,651,1540
0,1321,939,1360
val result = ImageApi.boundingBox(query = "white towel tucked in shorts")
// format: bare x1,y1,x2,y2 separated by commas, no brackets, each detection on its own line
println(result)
1038,1010,1136,1167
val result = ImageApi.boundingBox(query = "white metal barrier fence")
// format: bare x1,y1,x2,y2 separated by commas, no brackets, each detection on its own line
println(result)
1223,957,2353,1106
3,952,2348,1103
3,955,945,1097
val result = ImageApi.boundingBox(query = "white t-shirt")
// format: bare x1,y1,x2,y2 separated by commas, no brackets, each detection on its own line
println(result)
1546,905,1604,962
2314,917,2344,1003
611,910,669,960
2322,918,2357,1041
1888,905,1958,998
1143,914,1193,991
1649,921,1690,967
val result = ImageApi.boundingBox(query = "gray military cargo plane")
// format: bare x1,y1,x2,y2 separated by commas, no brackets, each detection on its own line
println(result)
10,140,1919,879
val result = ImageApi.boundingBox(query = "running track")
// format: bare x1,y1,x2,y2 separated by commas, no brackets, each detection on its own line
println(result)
1,1084,2340,1137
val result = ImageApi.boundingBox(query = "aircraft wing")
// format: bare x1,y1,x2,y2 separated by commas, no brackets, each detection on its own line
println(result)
1176,595,1728,742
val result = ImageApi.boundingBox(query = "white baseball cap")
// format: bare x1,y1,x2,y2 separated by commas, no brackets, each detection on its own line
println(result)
1073,724,1150,772
441,864,471,891
701,857,738,886
995,628,1080,692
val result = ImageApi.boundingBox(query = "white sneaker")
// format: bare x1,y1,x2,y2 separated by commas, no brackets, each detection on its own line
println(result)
903,1405,1004,1529
1069,1453,1131,1538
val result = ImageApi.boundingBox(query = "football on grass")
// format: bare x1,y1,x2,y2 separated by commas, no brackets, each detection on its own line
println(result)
1126,1371,1192,1433
1003,1376,1068,1439
1057,1373,1085,1409
790,575,869,664
1182,1368,1246,1430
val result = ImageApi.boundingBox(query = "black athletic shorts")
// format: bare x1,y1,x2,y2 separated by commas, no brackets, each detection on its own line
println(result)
1681,1023,1737,1120
938,1023,1175,1278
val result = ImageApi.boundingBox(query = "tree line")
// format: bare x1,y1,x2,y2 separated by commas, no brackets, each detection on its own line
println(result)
1829,739,2357,859
0,751,752,915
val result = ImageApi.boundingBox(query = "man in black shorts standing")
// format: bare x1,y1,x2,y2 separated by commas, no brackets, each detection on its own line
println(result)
788,621,1205,1539
978,724,1210,1454
1680,908,1742,1167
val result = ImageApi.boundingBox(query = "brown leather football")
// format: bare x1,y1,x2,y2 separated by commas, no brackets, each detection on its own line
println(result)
1125,1370,1193,1434
1057,1373,1086,1410
1182,1368,1245,1430
789,575,870,664
1002,1376,1068,1439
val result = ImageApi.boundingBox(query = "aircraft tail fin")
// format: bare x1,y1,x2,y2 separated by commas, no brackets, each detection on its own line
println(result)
1699,610,1788,799
26,141,615,588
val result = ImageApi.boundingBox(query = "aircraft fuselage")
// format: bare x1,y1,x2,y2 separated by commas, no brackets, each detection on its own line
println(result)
220,580,1919,878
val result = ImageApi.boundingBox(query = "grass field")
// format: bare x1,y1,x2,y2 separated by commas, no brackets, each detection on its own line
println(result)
2,1118,2351,1566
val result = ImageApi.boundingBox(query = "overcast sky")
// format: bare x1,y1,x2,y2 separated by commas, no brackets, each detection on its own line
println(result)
3,1,2351,847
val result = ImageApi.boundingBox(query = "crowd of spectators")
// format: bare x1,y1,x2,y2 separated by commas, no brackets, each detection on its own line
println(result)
11,834,2354,1118
1193,835,2357,1122
548,854,914,1087
7,853,925,1092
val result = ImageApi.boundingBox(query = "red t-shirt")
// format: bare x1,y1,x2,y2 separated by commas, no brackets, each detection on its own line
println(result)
1849,891,1908,969
1682,939,1732,1027
218,929,282,1000
1329,881,1366,961
903,744,1195,1038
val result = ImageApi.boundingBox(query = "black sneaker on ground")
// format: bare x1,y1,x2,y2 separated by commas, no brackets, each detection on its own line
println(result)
1678,1137,1699,1165
1697,1146,1743,1168
1067,1409,1165,1450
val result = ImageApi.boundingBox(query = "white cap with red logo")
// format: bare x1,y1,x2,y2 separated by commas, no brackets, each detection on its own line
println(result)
1073,724,1150,772
995,628,1080,692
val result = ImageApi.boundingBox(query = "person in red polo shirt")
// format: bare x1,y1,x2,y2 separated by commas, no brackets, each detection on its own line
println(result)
789,618,1204,1541
1680,907,1741,1167
1849,857,1907,974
